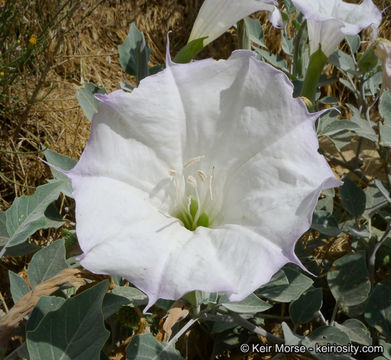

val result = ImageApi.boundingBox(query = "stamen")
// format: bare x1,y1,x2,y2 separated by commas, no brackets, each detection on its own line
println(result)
209,166,215,201
187,175,197,188
183,155,205,169
197,170,206,182
169,169,176,176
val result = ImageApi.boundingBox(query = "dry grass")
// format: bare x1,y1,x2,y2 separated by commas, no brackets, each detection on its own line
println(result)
2,0,388,209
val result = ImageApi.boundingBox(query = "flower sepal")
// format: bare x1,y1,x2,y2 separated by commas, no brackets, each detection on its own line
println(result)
300,47,328,106
173,37,208,64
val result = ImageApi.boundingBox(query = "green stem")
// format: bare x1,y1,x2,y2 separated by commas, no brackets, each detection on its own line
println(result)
173,37,207,64
300,48,328,107
292,17,306,79
237,19,250,50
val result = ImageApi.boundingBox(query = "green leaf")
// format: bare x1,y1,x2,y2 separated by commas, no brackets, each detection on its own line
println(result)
346,35,360,54
61,230,78,255
173,37,207,64
302,326,351,360
27,281,110,360
221,293,272,314
321,120,360,136
329,50,356,73
364,280,391,338
120,81,134,92
28,239,68,288
44,149,76,197
126,333,184,360
349,113,378,142
257,267,313,302
2,241,40,257
339,78,356,93
244,17,265,48
102,293,130,319
282,322,303,345
312,211,341,237
364,185,390,218
0,211,8,247
183,290,218,307
102,285,149,319
358,45,379,74
335,319,372,345
256,48,288,73
111,286,148,307
26,296,66,332
289,287,322,325
319,96,339,105
379,340,391,360
339,175,366,217
284,0,296,14
380,123,391,148
118,23,150,83
2,181,65,256
327,251,370,306
9,270,30,303
380,90,391,125
76,82,106,121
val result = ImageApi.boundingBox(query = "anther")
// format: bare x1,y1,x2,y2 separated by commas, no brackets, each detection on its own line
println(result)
187,175,197,188
197,170,206,182
183,155,205,169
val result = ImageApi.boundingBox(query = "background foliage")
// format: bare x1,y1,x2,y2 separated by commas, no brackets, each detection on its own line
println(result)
0,0,391,359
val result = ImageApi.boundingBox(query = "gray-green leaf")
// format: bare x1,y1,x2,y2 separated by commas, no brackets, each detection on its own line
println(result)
126,334,184,360
9,271,30,303
76,82,107,121
118,23,150,84
44,149,76,197
221,293,272,314
339,176,366,218
335,319,372,345
27,281,110,360
364,280,391,338
289,287,322,325
302,326,351,360
327,251,370,306
3,182,65,257
28,239,68,288
257,267,313,302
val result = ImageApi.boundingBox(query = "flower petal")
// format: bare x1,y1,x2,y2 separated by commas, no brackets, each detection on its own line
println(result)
188,0,281,47
75,174,297,307
292,0,381,56
71,50,341,308
375,38,391,90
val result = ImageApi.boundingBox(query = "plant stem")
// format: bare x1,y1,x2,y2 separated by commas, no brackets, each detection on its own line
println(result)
300,48,328,107
166,317,198,347
330,300,339,325
292,17,306,79
237,19,250,50
216,309,284,343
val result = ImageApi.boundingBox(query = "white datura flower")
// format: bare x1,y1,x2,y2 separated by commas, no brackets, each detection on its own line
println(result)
188,0,283,47
67,51,341,309
375,38,391,91
292,0,381,57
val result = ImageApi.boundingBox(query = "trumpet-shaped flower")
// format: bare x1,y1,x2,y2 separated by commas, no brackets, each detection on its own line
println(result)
292,0,381,57
375,38,391,90
188,0,283,47
67,50,341,309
